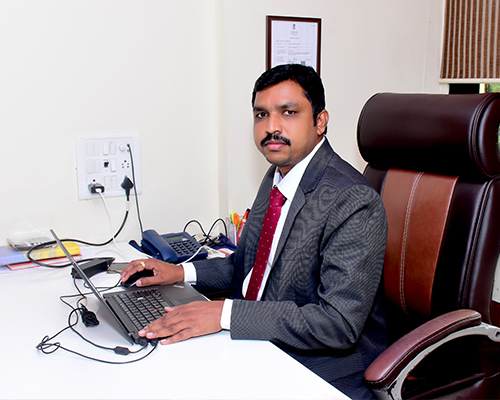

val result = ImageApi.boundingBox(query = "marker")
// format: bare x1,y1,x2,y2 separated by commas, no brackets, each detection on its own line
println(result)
233,212,240,227
236,208,250,244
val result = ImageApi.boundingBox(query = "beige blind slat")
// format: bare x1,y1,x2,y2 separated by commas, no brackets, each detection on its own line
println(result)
441,0,500,82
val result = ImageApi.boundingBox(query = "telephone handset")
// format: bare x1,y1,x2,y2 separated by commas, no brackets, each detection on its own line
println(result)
141,229,208,264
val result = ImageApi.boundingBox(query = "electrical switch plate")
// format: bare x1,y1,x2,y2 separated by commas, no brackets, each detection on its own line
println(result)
75,132,142,200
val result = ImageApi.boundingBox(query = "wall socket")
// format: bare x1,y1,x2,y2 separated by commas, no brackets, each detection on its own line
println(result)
75,132,142,200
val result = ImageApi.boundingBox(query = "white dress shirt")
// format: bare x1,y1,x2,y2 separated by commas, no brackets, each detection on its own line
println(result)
185,138,325,329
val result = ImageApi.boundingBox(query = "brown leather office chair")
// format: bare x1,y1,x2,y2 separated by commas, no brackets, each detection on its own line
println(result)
357,92,500,399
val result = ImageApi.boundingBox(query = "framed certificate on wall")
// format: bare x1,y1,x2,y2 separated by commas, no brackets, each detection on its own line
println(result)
266,16,322,74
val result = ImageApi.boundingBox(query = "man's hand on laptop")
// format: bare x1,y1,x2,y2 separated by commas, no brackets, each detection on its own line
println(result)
121,258,223,344
138,301,224,345
120,258,184,287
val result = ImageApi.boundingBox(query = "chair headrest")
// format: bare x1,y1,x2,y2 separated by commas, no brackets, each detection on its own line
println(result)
357,92,500,179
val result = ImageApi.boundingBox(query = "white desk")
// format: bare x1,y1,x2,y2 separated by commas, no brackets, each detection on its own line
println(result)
0,243,349,400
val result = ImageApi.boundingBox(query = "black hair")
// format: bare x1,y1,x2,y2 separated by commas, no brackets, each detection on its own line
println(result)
251,64,326,125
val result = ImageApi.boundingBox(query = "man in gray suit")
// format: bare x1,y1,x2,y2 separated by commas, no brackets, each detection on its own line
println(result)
122,64,388,399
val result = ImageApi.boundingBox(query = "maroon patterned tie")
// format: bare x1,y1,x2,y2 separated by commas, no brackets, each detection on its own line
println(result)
245,187,286,301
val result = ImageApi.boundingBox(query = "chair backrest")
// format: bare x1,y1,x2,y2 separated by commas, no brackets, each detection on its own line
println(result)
357,92,500,338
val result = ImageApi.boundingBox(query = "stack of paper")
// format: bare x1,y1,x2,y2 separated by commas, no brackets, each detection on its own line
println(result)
0,242,81,271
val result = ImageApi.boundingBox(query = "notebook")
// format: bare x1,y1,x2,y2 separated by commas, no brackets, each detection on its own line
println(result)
49,229,208,346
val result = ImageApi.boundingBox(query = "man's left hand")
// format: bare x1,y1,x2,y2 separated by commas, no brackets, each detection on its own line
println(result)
139,301,224,344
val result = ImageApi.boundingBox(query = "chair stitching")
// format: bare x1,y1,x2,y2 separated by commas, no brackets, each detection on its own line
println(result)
400,171,424,314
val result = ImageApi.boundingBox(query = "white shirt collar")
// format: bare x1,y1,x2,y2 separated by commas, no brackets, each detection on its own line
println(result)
273,137,325,201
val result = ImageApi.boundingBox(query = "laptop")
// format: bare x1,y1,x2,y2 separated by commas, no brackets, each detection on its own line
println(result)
49,229,208,346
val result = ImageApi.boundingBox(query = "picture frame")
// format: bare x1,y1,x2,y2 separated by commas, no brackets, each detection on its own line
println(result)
266,15,322,74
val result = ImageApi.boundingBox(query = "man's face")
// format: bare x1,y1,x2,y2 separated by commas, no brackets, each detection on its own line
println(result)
253,80,328,176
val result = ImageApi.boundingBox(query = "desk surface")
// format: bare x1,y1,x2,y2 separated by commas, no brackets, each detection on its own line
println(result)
0,243,348,400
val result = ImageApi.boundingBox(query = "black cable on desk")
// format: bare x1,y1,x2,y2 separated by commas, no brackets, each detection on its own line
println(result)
183,218,228,247
26,209,129,267
36,277,158,364
36,307,157,364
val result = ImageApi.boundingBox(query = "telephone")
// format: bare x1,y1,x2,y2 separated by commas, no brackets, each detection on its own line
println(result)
141,229,208,264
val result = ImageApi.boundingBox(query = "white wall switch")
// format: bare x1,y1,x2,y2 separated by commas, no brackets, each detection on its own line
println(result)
75,132,142,200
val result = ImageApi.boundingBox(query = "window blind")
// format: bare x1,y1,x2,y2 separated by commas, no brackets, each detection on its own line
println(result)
440,0,500,82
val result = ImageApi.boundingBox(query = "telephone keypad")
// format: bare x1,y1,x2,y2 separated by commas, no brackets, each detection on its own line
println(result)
171,240,198,256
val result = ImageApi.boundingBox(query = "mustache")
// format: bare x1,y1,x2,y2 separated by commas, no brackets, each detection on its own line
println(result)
261,134,291,147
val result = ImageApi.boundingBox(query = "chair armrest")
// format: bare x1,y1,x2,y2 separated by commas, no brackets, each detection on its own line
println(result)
364,309,481,390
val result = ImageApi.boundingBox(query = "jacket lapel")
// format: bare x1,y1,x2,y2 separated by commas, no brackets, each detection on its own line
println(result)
272,139,334,264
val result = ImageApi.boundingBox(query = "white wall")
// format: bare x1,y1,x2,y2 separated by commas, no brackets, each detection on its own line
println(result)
220,0,447,216
0,0,446,246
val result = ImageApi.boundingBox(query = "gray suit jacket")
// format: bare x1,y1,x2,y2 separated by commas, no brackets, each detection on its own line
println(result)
194,139,388,398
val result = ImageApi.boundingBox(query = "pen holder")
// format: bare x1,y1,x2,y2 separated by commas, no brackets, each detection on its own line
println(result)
226,217,237,245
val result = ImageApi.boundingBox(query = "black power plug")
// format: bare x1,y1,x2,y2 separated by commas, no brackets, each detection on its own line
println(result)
80,305,99,327
121,176,134,200
88,182,105,193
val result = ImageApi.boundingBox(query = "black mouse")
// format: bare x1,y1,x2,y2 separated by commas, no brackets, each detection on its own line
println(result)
121,269,154,287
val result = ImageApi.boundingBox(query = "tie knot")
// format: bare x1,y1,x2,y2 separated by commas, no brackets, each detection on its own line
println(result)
269,187,286,207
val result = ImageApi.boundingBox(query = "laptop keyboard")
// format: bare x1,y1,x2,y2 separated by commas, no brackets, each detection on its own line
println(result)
112,288,172,331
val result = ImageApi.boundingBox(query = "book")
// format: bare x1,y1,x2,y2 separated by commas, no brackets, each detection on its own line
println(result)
6,254,83,271
0,242,80,266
